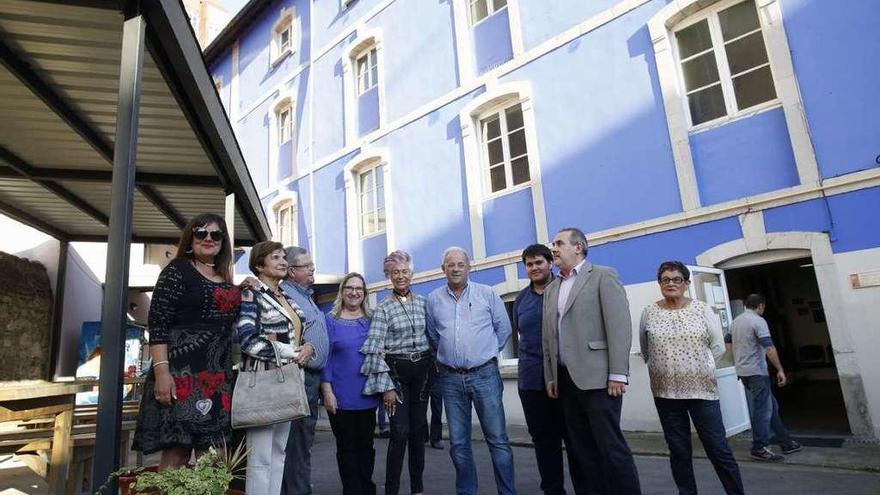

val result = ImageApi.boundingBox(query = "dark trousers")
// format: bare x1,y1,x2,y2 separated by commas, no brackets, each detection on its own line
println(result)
519,388,585,495
558,366,641,495
385,357,431,495
281,368,320,495
654,398,744,495
740,375,793,453
427,365,443,443
329,409,378,495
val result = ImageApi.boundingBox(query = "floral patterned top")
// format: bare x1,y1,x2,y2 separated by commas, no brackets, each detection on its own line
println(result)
638,300,726,400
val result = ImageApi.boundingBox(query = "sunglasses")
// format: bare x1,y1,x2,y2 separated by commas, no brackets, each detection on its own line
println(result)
193,228,224,242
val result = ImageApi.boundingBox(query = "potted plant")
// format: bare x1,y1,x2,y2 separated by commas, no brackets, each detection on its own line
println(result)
97,440,247,495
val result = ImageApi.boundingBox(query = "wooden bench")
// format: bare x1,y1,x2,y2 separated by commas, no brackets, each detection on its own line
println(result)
0,399,141,494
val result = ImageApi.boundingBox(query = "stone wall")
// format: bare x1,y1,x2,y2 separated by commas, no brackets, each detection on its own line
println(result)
0,251,53,380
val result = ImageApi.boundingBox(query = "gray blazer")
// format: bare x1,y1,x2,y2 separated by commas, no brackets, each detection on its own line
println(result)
542,261,633,391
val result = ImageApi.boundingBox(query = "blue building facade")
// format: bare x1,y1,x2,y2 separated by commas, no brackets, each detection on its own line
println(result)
207,0,880,438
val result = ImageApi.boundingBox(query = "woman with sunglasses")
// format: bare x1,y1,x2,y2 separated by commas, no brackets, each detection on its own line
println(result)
321,272,378,495
639,261,743,494
133,213,241,469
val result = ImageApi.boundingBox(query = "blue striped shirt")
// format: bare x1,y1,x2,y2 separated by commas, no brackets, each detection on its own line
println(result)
280,279,329,370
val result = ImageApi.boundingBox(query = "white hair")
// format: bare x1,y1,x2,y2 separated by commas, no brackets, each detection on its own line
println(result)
441,246,470,265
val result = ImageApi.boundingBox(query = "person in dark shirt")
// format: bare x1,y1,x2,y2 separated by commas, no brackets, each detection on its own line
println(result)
514,244,583,495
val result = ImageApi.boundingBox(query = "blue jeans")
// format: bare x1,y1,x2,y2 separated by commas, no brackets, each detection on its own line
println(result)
740,375,792,453
437,361,516,495
654,398,744,495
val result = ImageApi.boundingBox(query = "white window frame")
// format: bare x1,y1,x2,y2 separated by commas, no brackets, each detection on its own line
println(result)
493,264,529,367
459,81,548,260
648,0,819,212
672,0,779,130
268,93,296,182
270,8,295,67
478,99,531,196
343,148,396,273
277,103,293,144
355,47,379,95
343,30,386,145
469,0,508,27
356,161,386,237
267,191,299,247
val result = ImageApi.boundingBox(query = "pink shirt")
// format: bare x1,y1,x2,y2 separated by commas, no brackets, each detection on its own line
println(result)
556,258,628,384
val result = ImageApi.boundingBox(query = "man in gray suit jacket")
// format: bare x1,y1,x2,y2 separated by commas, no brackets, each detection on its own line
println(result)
542,228,641,494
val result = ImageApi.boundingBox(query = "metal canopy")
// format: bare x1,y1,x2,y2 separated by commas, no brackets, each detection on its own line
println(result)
0,0,271,245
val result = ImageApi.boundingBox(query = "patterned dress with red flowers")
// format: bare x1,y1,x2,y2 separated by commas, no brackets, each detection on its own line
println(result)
133,258,241,455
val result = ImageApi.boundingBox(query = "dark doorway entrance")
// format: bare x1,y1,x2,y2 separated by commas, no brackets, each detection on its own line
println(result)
724,257,851,435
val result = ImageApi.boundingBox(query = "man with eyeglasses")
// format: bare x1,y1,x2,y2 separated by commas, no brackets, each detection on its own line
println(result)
280,246,329,495
543,228,641,495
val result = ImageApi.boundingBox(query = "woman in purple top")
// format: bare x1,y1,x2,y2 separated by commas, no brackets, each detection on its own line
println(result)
321,272,379,495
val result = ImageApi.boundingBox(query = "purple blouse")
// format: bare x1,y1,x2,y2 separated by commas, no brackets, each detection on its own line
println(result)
321,315,379,410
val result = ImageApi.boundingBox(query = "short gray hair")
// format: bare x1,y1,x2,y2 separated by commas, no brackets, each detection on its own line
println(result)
383,250,413,276
284,246,308,265
441,246,470,265
559,227,588,256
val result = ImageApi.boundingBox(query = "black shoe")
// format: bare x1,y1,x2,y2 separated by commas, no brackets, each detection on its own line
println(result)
781,441,803,455
429,440,444,450
750,447,784,461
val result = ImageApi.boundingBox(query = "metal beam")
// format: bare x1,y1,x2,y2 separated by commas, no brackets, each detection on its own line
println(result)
0,166,221,187
49,241,69,379
0,197,70,240
136,183,186,228
92,12,145,493
0,39,114,163
0,146,109,226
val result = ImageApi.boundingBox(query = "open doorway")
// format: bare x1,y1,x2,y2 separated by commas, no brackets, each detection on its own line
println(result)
724,257,851,435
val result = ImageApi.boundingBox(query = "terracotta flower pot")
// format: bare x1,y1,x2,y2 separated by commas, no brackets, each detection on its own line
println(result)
118,466,157,495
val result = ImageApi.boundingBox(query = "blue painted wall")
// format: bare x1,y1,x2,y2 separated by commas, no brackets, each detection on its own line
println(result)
361,233,387,283
211,50,233,112
509,5,682,234
781,0,880,178
311,154,352,274
690,108,799,206
357,86,380,136
483,188,536,257
518,0,620,51
312,38,349,157
474,8,513,74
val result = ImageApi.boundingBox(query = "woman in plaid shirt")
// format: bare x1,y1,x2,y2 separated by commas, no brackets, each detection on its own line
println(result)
360,250,432,495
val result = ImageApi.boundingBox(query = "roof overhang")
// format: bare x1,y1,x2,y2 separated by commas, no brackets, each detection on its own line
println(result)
0,0,271,245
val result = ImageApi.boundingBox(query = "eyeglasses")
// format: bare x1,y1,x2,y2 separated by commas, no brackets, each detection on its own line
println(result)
290,263,315,271
659,277,686,286
342,286,365,293
193,228,224,242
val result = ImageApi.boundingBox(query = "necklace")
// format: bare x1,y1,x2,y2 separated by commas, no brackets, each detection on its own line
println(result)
194,258,216,268
394,289,410,303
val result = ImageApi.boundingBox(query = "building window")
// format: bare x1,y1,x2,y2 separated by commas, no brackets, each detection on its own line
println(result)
357,163,385,236
500,299,519,362
480,102,530,194
674,0,776,126
275,200,297,247
270,9,294,65
469,0,507,25
356,47,379,95
276,104,292,144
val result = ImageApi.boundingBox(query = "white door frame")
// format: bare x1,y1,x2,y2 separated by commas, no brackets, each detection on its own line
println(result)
696,231,875,439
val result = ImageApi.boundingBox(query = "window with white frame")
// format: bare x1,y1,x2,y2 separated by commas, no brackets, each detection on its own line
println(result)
274,200,297,247
276,103,293,144
674,0,776,126
469,0,507,25
355,47,378,95
271,11,294,64
480,102,530,194
357,163,385,236
500,297,519,362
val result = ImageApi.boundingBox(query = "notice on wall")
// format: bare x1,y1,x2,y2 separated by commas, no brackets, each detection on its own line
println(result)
850,270,880,289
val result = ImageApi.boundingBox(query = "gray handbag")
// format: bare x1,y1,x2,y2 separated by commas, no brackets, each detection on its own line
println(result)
231,340,310,429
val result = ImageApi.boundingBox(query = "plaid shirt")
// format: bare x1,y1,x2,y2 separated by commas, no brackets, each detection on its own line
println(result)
360,293,430,394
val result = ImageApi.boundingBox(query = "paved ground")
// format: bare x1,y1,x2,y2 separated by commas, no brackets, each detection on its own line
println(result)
310,431,879,494
2,430,879,494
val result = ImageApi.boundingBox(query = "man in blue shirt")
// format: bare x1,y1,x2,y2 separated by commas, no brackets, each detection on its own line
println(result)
514,244,583,495
280,246,329,495
426,247,516,495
